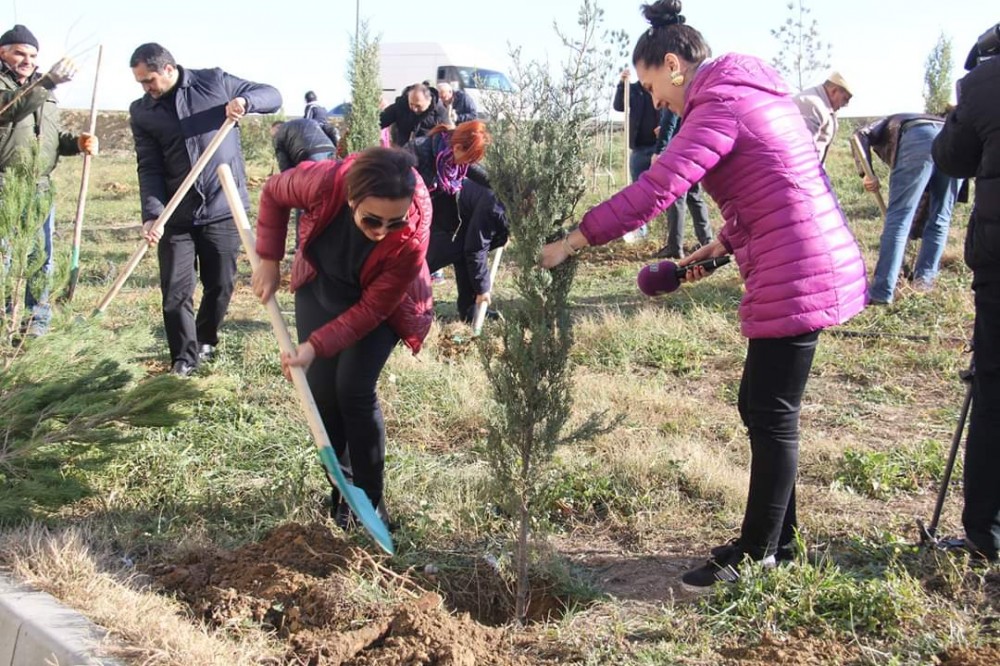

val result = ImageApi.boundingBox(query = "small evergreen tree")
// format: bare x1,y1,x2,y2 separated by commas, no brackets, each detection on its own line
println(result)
771,0,832,91
344,21,382,154
0,322,201,522
924,33,953,115
0,155,55,351
478,0,617,624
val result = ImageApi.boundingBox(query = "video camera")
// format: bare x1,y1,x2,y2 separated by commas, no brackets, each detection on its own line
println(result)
964,23,1000,70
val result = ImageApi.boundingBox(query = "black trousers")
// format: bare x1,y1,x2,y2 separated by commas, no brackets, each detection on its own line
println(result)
737,330,820,560
963,279,1000,559
295,282,399,507
157,219,240,366
427,230,478,322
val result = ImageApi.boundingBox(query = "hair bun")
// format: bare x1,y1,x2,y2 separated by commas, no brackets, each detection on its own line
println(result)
650,13,685,29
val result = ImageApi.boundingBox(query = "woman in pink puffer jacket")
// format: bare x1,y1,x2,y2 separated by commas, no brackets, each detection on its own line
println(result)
542,0,867,589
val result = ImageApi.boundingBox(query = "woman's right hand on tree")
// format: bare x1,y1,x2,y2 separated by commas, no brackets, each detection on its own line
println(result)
252,259,281,304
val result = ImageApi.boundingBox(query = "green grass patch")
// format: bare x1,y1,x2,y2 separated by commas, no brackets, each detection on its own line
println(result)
832,439,950,500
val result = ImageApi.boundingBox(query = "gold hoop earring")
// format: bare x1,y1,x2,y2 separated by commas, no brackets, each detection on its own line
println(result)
670,70,684,87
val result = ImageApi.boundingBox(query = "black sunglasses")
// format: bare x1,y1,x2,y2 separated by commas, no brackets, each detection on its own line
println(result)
359,214,408,232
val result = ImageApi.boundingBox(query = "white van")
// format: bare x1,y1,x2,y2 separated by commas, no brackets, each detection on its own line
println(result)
379,42,514,113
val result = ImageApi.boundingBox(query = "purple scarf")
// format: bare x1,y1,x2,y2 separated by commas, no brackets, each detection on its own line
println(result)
433,134,469,195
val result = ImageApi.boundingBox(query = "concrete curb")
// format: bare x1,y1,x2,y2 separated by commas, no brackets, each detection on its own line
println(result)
0,573,122,665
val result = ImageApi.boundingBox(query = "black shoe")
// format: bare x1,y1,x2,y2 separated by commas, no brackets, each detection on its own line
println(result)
169,360,197,377
197,343,216,363
682,546,775,589
653,245,682,260
333,499,355,531
710,538,795,563
376,499,399,533
939,536,999,563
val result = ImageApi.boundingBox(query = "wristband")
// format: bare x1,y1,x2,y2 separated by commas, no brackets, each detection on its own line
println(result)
562,235,578,256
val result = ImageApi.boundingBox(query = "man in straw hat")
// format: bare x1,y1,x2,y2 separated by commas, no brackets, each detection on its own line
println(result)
794,71,853,164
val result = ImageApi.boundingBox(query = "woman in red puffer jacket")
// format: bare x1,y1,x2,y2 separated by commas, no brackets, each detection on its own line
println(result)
253,147,433,527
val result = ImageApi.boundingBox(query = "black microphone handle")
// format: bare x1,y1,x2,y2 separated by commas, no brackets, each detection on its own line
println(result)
673,255,731,279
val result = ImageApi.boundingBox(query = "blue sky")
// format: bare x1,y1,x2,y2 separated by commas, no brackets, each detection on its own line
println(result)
7,0,995,117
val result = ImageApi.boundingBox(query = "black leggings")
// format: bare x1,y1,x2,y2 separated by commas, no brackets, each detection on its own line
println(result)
737,330,820,559
295,282,399,507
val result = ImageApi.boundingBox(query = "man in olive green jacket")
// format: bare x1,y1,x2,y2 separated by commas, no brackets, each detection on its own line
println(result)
0,24,97,335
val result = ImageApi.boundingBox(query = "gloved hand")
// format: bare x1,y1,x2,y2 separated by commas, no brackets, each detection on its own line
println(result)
77,133,99,156
45,57,78,85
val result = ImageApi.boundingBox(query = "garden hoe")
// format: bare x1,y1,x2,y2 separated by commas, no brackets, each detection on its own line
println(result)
917,351,974,548
216,164,394,556
93,117,237,314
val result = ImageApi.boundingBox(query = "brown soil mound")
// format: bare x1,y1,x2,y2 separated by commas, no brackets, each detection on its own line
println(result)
718,633,857,665
938,644,1000,666
147,522,532,665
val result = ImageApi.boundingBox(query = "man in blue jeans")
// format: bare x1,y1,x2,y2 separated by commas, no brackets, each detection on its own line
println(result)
855,114,960,304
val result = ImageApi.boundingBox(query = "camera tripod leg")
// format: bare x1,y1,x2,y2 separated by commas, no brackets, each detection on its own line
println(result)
918,356,975,546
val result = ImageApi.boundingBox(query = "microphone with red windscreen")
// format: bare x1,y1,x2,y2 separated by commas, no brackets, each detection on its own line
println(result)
636,256,731,296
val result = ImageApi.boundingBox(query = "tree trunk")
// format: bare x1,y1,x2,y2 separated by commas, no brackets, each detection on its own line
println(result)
515,497,530,624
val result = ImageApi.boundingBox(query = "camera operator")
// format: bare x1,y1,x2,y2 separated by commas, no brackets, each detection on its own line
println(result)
932,22,1000,563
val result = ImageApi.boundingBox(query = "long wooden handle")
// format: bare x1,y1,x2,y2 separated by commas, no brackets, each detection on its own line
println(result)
850,135,888,217
94,117,237,314
217,165,394,555
472,244,505,335
66,45,104,302
622,79,630,185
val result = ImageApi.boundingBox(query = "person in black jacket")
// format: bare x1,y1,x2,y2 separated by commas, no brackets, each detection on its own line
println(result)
426,179,508,322
379,82,449,147
270,119,337,172
303,90,328,122
932,28,1000,563
405,121,504,321
129,43,282,376
614,68,659,183
614,68,659,239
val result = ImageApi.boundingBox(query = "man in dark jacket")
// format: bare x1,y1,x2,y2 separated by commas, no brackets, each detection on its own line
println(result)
129,42,281,376
436,82,478,124
856,113,959,303
379,83,449,147
303,90,328,122
614,69,659,240
932,27,1000,563
0,24,97,336
270,119,336,172
425,178,508,323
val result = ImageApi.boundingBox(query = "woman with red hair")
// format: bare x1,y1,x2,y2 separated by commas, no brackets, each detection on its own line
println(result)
406,121,509,323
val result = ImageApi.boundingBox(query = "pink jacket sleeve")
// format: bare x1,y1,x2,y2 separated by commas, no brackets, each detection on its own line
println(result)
578,97,739,246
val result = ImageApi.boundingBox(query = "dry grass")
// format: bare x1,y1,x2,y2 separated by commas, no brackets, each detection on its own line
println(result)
0,524,283,665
